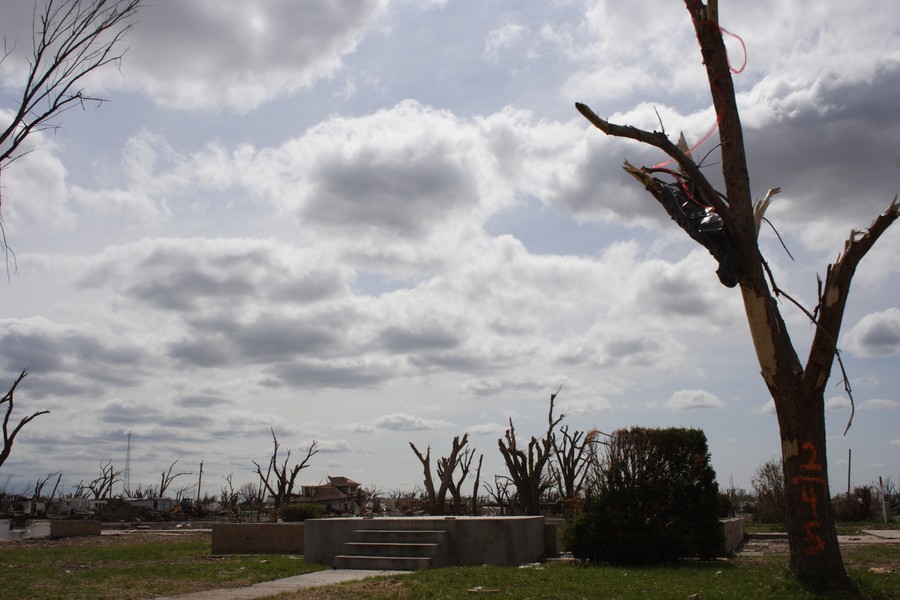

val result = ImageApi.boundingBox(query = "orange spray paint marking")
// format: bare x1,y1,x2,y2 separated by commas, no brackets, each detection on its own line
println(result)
792,442,827,556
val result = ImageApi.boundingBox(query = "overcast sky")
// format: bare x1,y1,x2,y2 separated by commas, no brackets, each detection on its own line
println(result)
1,0,897,501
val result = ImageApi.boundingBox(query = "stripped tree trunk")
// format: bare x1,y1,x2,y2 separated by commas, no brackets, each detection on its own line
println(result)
574,0,898,589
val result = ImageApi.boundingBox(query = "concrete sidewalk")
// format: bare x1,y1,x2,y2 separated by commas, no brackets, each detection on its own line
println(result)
154,569,410,600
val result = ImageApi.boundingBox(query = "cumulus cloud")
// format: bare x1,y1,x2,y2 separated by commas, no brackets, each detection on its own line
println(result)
374,413,452,431
466,422,508,436
78,238,351,313
859,399,900,411
557,0,702,103
102,0,388,112
826,396,851,411
657,389,724,411
311,439,354,453
843,308,900,357
558,397,613,416
0,317,149,397
484,23,529,61
0,131,75,231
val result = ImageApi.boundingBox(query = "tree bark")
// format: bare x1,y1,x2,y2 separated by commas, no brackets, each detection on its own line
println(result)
776,386,845,577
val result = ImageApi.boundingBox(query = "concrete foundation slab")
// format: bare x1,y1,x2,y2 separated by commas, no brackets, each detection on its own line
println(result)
211,523,304,555
305,516,547,567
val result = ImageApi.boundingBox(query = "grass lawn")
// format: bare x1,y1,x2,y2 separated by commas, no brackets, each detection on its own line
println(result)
0,532,328,600
280,543,900,600
1,526,897,600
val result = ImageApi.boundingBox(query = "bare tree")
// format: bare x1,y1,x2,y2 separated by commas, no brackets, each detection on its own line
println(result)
483,474,515,515
73,459,120,499
157,460,191,498
409,433,469,515
547,390,592,507
497,390,563,515
550,423,590,505
437,446,482,515
574,1,898,587
0,370,49,471
251,428,318,520
28,471,61,515
32,471,60,498
220,473,241,521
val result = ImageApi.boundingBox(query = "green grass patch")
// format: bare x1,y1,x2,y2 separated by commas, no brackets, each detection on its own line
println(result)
285,545,899,600
2,532,897,600
395,560,895,600
0,535,328,600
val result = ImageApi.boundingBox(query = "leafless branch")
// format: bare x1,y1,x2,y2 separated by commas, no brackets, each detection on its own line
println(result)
1,369,50,470
0,0,141,169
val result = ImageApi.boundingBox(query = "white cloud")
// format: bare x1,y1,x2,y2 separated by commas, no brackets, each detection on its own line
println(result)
657,389,725,412
103,0,389,112
859,399,900,411
484,23,529,61
311,439,354,453
558,397,613,416
466,423,507,436
826,396,851,411
0,125,75,231
844,308,900,358
374,413,451,431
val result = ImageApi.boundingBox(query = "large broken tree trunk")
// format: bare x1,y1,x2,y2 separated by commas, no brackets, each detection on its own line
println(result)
575,0,898,589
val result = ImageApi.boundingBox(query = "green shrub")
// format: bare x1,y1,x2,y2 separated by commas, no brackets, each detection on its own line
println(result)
279,502,324,522
565,427,722,564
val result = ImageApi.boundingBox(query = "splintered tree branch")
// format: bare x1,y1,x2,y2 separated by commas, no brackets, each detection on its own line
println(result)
804,196,900,394
575,102,734,225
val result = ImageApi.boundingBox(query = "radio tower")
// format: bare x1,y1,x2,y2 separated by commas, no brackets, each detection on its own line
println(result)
124,430,132,496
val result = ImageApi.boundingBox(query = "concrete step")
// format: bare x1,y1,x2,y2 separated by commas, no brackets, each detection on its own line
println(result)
335,529,450,571
333,554,432,571
342,542,441,558
352,529,448,544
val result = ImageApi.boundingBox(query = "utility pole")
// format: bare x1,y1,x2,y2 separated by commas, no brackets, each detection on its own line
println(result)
196,460,204,503
124,431,132,496
846,448,851,495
